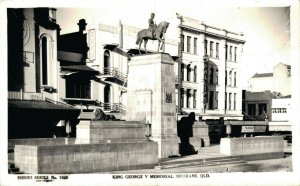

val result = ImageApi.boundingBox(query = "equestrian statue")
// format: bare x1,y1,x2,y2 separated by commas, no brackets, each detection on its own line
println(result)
136,13,169,54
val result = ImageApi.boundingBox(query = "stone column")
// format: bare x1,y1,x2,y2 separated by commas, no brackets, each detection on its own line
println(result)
126,53,180,158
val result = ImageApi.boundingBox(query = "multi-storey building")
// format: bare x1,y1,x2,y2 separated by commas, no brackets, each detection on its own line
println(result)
7,8,81,138
176,15,245,121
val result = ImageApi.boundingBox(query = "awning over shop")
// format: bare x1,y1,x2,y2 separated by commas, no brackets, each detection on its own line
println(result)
60,65,99,76
58,51,83,62
8,99,80,119
103,43,119,50
62,98,100,106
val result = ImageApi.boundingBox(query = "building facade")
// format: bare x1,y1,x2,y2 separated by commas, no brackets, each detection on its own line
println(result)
176,15,245,121
242,90,274,121
269,96,291,133
7,8,81,138
248,63,291,96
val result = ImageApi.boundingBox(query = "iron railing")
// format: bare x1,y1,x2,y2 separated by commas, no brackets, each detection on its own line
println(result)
103,102,126,113
8,90,45,100
102,67,128,82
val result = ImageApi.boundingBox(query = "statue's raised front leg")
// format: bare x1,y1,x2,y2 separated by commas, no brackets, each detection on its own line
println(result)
160,40,165,51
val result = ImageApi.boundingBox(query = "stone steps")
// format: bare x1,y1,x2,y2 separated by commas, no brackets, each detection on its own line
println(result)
155,156,247,169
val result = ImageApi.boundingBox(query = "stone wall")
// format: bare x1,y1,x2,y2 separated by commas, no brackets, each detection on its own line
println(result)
9,138,76,149
75,120,146,144
220,136,284,160
14,141,158,174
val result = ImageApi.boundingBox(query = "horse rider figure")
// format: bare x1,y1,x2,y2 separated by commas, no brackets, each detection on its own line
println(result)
148,13,157,39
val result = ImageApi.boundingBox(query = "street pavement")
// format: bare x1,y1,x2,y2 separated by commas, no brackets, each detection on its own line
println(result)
104,144,292,173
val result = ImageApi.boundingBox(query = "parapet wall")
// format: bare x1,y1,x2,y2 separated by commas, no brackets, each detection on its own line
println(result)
220,136,284,160
14,141,158,174
190,122,210,150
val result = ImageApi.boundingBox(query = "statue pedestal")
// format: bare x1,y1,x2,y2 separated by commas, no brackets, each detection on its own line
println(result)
126,53,180,158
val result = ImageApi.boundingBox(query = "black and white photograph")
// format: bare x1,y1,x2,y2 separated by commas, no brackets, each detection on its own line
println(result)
1,0,300,185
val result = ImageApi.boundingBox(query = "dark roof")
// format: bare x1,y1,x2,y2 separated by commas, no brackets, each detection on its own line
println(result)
61,65,99,75
252,73,273,78
8,100,78,110
281,95,291,98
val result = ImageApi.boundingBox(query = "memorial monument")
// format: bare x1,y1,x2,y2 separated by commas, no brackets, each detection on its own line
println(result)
126,52,180,158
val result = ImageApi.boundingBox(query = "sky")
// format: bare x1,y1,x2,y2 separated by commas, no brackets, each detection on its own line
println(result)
55,0,290,88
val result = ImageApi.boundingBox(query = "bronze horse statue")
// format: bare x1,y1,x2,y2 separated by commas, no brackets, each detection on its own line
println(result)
135,21,169,54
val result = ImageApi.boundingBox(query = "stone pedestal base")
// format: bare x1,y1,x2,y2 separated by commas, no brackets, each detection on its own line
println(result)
126,53,180,159
151,135,180,159
190,122,210,150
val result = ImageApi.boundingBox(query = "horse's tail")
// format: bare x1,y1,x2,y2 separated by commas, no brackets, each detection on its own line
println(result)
136,32,141,45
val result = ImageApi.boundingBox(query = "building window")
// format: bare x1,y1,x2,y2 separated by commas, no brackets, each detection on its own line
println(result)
229,71,232,86
229,93,232,110
225,70,227,86
204,39,208,55
215,91,218,109
41,37,48,85
216,42,219,58
187,89,191,108
288,68,291,76
234,47,237,61
258,103,267,115
234,93,236,110
104,50,110,75
181,34,184,52
194,66,197,82
181,64,185,81
180,88,184,108
215,68,219,84
234,72,236,86
187,64,191,81
194,38,197,54
225,92,227,110
209,91,214,110
210,67,214,84
225,44,228,60
193,90,197,108
66,76,91,99
104,85,111,110
210,41,213,57
248,104,256,115
187,36,191,53
229,46,232,61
